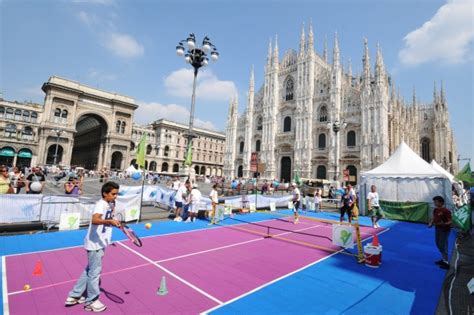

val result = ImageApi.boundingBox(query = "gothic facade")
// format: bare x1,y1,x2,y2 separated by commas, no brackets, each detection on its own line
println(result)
224,24,458,184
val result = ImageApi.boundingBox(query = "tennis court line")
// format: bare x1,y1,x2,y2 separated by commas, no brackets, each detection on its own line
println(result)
2,256,10,315
6,223,324,297
116,241,224,305
201,227,391,314
3,217,284,257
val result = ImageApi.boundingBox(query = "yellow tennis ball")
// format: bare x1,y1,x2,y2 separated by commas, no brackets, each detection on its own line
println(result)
23,284,31,291
145,223,152,229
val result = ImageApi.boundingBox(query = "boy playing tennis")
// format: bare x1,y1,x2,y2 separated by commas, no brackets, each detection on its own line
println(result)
291,182,301,224
367,185,383,228
65,181,121,312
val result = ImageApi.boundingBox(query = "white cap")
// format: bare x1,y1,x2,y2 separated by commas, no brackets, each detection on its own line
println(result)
291,182,297,186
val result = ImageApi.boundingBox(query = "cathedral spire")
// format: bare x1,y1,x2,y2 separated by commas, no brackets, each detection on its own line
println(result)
323,36,328,63
433,81,438,103
267,38,272,66
375,43,386,84
273,34,279,65
249,65,254,91
299,23,305,56
332,32,340,69
440,80,446,105
412,86,416,106
308,20,314,52
362,37,371,87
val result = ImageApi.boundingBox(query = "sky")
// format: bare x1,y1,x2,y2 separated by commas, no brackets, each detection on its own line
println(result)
1,0,473,167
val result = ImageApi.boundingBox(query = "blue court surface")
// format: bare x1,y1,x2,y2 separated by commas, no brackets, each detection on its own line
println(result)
1,210,454,315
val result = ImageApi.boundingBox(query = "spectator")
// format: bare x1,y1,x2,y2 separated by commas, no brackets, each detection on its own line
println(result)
428,196,452,270
64,177,82,196
0,165,13,194
314,188,322,212
340,187,354,224
174,181,188,222
186,183,201,223
9,166,25,194
26,167,46,194
367,185,383,228
209,184,219,224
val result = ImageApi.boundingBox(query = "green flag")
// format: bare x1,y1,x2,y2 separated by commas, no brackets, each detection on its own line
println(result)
453,204,472,232
136,134,146,169
184,144,193,167
455,163,474,185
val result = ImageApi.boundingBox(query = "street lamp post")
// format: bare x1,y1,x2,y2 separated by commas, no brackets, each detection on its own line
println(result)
52,128,63,166
327,120,347,184
176,34,219,178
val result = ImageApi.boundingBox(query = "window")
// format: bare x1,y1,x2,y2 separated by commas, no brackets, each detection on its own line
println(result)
319,106,328,122
318,134,326,149
22,111,30,122
130,142,135,151
6,108,13,119
14,109,21,120
347,131,356,147
256,140,261,152
421,138,430,162
0,107,4,118
22,126,33,140
424,113,428,121
283,117,291,132
256,116,263,131
31,112,38,122
239,141,244,153
54,108,61,120
146,144,152,155
121,121,126,134
5,124,16,138
164,146,170,157
316,166,326,179
116,121,121,133
61,109,68,123
285,77,294,101
175,150,179,158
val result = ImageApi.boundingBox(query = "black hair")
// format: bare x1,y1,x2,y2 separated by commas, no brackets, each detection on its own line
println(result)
212,184,217,189
432,196,445,204
101,181,120,197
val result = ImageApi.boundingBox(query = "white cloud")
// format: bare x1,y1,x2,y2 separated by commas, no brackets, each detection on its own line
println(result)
399,0,474,65
134,101,217,130
164,68,237,101
87,68,118,81
102,32,144,58
77,11,98,26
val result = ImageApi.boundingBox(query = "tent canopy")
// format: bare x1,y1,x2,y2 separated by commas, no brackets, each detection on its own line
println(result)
363,142,444,178
430,160,455,182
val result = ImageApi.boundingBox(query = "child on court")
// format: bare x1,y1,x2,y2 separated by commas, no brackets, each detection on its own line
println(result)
340,187,354,224
428,196,452,270
291,182,301,224
367,185,383,228
209,184,219,224
65,182,121,312
314,188,322,212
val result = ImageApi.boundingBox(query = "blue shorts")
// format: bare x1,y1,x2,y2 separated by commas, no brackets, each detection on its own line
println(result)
293,201,300,213
175,201,183,208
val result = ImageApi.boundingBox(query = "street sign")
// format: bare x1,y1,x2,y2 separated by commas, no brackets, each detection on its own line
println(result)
251,152,258,172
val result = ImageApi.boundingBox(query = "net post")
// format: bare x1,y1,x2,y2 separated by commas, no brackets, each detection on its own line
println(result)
354,220,364,263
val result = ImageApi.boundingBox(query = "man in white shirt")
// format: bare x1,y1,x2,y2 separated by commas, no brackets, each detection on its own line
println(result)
186,183,202,223
367,185,383,228
174,182,188,222
209,184,219,224
291,182,301,224
172,177,180,191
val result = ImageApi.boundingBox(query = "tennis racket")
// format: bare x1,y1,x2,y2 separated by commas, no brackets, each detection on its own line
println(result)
114,213,143,247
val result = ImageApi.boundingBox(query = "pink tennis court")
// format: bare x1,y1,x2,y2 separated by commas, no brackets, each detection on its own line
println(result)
2,214,382,314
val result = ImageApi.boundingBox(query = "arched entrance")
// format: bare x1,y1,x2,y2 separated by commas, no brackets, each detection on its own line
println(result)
347,165,357,185
71,114,108,170
149,161,157,171
161,162,169,172
280,157,291,183
173,163,179,173
200,166,206,175
0,147,15,166
110,151,123,170
194,165,200,174
46,144,63,165
237,165,243,178
17,148,33,168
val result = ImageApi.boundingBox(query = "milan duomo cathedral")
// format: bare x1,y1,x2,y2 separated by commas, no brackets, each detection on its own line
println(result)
223,24,458,184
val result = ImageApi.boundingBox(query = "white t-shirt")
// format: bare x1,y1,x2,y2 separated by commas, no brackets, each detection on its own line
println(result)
175,185,187,203
293,187,301,202
172,180,180,191
367,192,380,207
209,189,218,203
190,188,202,204
84,199,113,251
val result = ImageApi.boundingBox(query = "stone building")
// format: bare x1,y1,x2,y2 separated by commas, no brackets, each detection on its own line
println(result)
224,24,458,184
0,76,225,174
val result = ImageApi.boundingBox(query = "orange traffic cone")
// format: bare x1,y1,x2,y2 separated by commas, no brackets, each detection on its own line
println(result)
32,260,43,276
372,234,380,247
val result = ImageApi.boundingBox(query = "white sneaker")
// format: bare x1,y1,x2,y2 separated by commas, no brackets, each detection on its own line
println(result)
84,299,106,312
185,218,192,223
173,217,178,222
375,223,380,228
65,296,86,306
177,217,183,222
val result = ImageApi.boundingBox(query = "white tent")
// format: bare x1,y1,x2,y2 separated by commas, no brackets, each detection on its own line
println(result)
360,142,452,208
431,160,463,194
125,165,138,176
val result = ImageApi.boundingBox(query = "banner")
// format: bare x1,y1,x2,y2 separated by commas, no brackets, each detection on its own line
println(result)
453,204,472,232
115,194,141,222
59,212,81,230
0,194,42,223
332,224,355,249
379,200,430,223
136,134,147,168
